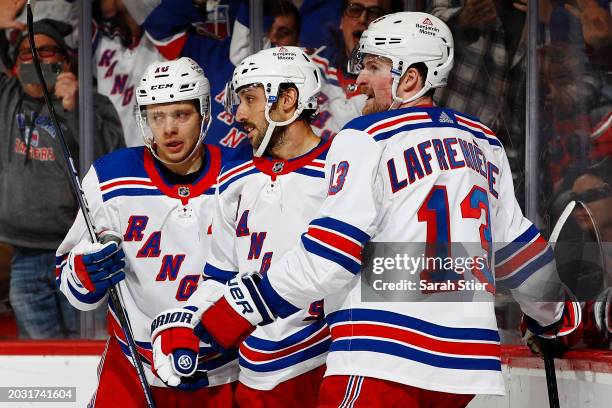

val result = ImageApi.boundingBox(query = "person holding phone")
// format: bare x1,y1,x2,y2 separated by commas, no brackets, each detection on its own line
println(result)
0,10,125,339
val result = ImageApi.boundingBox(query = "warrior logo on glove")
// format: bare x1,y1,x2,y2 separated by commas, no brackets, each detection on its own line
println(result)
150,310,194,332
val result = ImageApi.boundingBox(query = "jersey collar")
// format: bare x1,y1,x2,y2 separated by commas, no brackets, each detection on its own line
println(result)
143,144,221,205
252,139,331,179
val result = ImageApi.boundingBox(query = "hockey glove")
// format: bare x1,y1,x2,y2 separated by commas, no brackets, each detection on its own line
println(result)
151,306,209,390
67,231,125,297
194,271,275,352
582,287,612,347
521,298,583,358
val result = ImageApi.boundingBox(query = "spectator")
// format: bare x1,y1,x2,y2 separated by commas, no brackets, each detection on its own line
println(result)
298,0,405,49
229,0,301,65
539,42,601,186
565,0,612,70
266,0,300,46
428,0,529,201
93,0,164,147
231,1,391,141
0,0,78,73
0,15,125,339
548,158,610,313
539,0,611,206
569,158,612,348
306,0,388,138
144,0,248,155
591,111,612,161
14,0,79,47
571,157,612,244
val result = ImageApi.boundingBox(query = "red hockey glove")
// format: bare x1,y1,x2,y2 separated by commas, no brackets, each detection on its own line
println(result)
150,306,209,390
582,288,612,348
194,272,275,352
521,298,583,357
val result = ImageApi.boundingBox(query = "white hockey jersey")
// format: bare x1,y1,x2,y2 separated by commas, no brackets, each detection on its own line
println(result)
203,140,333,390
256,106,566,395
94,34,164,147
56,145,238,388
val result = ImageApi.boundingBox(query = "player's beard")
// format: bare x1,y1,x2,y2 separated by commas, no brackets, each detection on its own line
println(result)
246,120,287,156
362,86,391,115
363,98,391,115
259,124,287,156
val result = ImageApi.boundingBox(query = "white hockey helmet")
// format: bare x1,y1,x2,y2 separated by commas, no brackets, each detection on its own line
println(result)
348,12,454,108
136,57,211,164
224,46,322,157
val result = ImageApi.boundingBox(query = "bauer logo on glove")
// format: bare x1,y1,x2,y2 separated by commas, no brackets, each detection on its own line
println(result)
228,279,256,315
196,271,276,352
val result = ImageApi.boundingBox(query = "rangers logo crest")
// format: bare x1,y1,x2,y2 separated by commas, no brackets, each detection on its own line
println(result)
178,186,190,197
272,161,284,173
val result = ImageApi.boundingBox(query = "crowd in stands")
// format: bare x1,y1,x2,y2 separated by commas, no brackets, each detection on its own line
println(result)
0,0,610,350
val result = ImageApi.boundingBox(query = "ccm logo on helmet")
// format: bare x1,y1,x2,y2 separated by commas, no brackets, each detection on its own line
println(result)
151,84,173,90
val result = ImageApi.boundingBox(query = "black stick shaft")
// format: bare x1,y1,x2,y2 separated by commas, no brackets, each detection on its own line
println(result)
543,351,560,408
25,3,155,407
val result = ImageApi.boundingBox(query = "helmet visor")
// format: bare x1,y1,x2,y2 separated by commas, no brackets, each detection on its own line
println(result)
223,81,240,115
347,44,364,75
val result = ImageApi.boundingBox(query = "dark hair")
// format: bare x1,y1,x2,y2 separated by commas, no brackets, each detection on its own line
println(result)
409,62,435,98
581,157,612,184
342,0,399,13
277,83,317,123
268,0,301,35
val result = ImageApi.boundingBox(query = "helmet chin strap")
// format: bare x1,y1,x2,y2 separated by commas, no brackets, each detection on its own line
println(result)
388,73,432,110
254,104,303,157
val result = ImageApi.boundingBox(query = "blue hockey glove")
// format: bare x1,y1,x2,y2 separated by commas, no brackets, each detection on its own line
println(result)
67,231,125,296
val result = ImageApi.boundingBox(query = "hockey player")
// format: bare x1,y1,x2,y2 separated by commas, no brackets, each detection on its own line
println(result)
150,46,331,408
184,12,584,408
55,57,237,407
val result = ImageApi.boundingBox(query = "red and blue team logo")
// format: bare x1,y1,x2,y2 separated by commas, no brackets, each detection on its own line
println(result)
30,130,40,147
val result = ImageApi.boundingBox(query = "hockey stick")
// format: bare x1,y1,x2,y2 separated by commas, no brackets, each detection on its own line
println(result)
25,2,156,407
541,346,560,408
541,200,578,408
544,199,607,408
